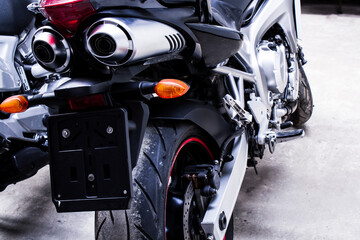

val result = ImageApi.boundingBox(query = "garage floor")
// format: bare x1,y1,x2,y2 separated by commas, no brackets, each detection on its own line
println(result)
236,4,360,240
0,4,359,240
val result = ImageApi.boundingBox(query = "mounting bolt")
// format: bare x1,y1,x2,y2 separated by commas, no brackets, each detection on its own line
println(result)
123,190,127,195
219,211,227,231
62,129,70,138
106,126,113,134
88,173,95,182
207,234,214,240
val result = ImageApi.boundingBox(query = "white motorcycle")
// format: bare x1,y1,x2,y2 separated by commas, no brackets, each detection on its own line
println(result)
1,0,313,239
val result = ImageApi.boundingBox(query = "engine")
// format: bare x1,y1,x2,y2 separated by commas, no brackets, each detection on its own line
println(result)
257,40,288,94
257,38,300,101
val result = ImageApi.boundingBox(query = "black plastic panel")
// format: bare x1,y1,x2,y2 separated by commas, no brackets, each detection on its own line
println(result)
187,23,243,66
0,0,35,35
48,108,132,212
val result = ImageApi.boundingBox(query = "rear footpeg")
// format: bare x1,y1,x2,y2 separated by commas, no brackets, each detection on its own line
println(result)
276,129,305,143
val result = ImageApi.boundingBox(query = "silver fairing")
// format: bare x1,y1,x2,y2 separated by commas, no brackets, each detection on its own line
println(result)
0,36,21,92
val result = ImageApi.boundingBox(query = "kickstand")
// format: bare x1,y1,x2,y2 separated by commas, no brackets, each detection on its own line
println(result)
253,164,258,175
248,157,258,175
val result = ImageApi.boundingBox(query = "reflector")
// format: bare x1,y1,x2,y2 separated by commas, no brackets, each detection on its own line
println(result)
155,79,190,99
40,0,95,37
0,95,28,113
69,94,105,110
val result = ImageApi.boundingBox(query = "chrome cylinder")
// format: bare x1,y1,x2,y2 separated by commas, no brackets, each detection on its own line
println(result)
32,27,71,73
86,18,185,66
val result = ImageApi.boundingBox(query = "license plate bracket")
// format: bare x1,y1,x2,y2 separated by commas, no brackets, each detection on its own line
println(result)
48,108,132,212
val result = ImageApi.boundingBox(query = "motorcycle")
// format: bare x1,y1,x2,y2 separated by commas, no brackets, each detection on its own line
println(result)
1,0,313,239
0,0,52,191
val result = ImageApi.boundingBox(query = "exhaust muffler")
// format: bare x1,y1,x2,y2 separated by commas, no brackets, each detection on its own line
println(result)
86,18,185,66
32,26,71,73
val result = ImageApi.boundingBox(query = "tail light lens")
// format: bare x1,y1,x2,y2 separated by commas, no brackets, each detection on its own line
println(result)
39,0,95,37
69,94,106,110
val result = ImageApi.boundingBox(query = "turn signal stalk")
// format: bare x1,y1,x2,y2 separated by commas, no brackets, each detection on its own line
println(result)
0,95,28,113
155,79,189,99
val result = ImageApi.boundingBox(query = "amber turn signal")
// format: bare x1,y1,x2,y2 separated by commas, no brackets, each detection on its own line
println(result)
0,95,29,113
155,79,190,99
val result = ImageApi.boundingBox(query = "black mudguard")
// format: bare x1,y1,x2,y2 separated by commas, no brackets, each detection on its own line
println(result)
149,100,233,147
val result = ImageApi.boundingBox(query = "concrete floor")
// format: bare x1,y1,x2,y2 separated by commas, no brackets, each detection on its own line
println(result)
236,5,360,240
1,5,360,240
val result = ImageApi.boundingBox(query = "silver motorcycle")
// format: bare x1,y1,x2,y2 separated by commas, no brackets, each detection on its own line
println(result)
1,0,313,239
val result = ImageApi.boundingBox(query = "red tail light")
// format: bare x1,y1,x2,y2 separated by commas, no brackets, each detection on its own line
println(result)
69,94,105,110
39,0,95,37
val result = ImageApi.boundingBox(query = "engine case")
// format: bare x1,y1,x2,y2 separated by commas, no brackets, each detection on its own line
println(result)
257,41,288,94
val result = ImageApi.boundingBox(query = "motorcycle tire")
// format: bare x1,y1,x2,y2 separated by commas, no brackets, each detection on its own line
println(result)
95,121,234,240
290,63,313,126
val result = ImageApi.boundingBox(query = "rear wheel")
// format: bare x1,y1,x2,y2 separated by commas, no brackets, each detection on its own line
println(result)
290,63,313,126
95,121,233,240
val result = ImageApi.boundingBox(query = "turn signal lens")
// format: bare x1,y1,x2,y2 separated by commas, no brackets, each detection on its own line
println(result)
155,79,190,99
0,95,28,113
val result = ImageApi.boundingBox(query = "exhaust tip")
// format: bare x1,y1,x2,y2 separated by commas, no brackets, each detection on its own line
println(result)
32,27,71,73
88,33,116,57
33,41,55,64
86,22,131,65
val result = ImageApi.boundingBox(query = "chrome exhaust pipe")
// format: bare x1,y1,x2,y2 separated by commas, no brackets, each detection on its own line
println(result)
86,18,185,66
32,27,71,73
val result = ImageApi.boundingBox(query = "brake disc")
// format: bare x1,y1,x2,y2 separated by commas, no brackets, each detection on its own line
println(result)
183,182,194,240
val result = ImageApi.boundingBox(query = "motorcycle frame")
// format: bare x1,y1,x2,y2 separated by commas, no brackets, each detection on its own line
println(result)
200,0,300,239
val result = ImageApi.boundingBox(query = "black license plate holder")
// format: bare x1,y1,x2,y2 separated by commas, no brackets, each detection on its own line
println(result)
48,108,132,212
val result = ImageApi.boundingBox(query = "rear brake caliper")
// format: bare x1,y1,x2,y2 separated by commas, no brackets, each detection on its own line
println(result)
182,164,221,238
183,164,221,198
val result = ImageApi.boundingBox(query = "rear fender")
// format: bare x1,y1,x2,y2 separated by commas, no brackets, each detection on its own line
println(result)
149,100,233,147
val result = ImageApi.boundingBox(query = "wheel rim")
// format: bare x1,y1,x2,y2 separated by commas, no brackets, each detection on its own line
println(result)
165,137,214,240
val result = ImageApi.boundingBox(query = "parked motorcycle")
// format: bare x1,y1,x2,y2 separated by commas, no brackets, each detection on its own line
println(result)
0,0,52,191
1,0,313,239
